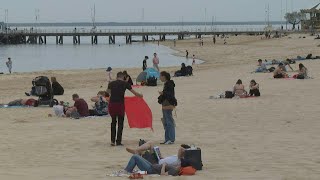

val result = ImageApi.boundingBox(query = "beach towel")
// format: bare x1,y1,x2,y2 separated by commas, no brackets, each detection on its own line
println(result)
0,105,30,108
124,97,153,130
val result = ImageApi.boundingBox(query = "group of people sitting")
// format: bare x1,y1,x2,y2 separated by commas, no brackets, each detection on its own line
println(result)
273,63,308,79
52,91,109,118
174,63,193,77
222,79,261,98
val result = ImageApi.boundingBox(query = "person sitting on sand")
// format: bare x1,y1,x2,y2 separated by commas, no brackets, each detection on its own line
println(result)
120,155,180,176
89,91,109,116
126,141,188,167
294,63,309,79
233,79,247,97
123,71,133,86
0,98,39,107
256,59,268,72
281,59,294,72
174,63,187,77
273,63,288,79
249,80,260,97
65,94,89,118
51,77,64,95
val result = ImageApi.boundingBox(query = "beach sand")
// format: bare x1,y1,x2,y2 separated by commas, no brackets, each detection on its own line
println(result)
1,34,320,180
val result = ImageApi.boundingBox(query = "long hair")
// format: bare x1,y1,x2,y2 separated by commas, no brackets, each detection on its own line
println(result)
236,79,242,85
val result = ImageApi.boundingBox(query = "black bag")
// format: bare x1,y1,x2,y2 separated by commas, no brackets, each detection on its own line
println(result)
139,139,146,146
225,91,234,99
184,148,203,170
147,77,157,86
296,74,305,79
268,67,276,72
186,66,193,76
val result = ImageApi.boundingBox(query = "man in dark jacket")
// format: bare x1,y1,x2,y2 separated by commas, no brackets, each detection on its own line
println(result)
51,77,64,95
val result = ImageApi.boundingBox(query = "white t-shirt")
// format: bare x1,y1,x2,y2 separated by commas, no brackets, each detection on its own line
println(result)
53,105,64,117
158,155,181,167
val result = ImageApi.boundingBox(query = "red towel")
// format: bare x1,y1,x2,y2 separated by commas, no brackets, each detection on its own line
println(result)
132,85,142,88
124,97,153,130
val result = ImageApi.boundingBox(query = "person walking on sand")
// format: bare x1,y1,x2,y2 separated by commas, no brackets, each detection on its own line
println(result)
6,57,12,74
192,55,196,66
143,56,148,71
186,50,189,59
158,71,177,145
213,35,216,44
107,72,143,146
153,53,160,71
106,67,112,83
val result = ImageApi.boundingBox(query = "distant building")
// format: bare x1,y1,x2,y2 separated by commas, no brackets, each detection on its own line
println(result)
301,3,320,30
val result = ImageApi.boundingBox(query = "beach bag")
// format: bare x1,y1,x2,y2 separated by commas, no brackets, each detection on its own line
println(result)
268,67,276,72
147,77,157,86
184,148,203,170
179,166,197,176
225,91,234,99
296,74,305,79
186,66,193,76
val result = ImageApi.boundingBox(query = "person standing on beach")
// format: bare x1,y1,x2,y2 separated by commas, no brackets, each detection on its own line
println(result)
192,55,196,66
173,39,176,47
6,57,12,74
213,35,216,44
153,53,160,71
106,67,112,83
143,56,148,71
158,71,177,145
186,50,189,59
107,72,143,146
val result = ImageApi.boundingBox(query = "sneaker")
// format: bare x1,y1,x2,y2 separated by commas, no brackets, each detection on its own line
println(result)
116,143,124,146
164,141,174,145
110,142,116,146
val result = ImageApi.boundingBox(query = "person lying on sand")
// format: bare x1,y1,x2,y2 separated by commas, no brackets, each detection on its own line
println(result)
281,59,294,72
273,63,289,79
256,59,268,72
125,141,188,167
249,80,260,97
120,155,180,176
0,98,38,107
233,79,247,98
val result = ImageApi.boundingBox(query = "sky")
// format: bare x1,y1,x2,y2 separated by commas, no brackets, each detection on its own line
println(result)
0,0,318,23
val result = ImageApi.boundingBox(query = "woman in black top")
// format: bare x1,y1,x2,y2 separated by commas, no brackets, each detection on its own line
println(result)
123,71,133,86
143,56,148,71
158,71,177,145
51,77,64,95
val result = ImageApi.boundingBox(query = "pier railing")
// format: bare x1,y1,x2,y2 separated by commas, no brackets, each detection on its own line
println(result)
2,28,268,35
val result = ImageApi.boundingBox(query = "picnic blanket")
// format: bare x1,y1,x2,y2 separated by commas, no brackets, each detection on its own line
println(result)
124,97,153,130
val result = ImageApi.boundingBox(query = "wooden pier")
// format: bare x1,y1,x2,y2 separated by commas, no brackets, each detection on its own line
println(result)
0,28,306,45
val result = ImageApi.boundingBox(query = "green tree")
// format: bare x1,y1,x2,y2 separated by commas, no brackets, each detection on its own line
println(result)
285,11,306,30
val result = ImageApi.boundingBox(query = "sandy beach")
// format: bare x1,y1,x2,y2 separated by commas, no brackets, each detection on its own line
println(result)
1,34,320,180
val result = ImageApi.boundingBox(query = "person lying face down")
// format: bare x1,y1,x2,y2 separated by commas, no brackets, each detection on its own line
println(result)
0,98,39,107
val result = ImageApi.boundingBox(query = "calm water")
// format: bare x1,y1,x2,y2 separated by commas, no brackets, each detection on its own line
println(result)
0,42,201,73
1,24,290,73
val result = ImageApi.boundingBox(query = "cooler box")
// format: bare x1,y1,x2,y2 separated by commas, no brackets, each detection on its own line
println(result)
184,148,203,170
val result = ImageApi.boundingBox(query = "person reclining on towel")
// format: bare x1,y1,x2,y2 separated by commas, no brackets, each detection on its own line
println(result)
273,63,288,78
122,155,179,176
125,141,188,167
249,80,260,97
233,79,247,97
256,59,268,72
0,98,39,107
174,63,188,77
89,91,109,116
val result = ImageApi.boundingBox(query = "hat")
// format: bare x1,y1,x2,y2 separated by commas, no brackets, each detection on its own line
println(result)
106,67,112,72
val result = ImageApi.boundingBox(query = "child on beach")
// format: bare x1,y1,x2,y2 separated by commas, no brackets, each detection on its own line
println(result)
106,67,112,83
192,55,196,65
6,57,12,74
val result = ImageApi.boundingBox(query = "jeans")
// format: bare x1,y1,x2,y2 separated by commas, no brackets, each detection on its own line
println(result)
111,115,124,144
125,155,154,174
162,109,175,142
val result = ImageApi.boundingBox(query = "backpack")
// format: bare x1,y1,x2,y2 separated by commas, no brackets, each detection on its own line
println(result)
225,91,234,99
147,77,157,86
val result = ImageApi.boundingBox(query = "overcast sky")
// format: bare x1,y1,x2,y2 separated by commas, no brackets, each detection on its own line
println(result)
0,0,318,23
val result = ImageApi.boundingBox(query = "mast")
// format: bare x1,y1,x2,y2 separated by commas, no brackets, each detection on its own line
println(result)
91,4,96,29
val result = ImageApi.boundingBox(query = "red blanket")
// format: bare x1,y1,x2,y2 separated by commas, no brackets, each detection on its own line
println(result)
125,97,153,130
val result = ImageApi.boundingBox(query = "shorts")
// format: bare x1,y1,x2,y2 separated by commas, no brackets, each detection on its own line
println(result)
108,102,125,117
